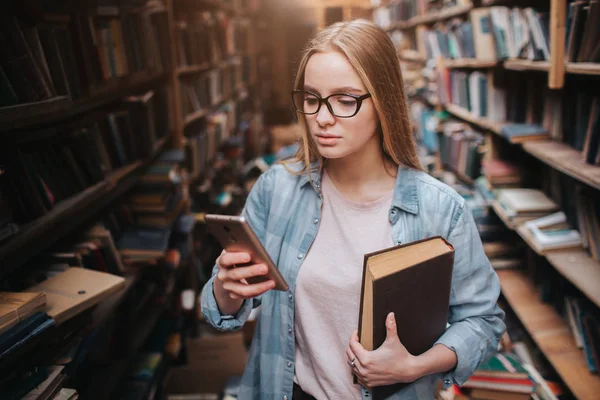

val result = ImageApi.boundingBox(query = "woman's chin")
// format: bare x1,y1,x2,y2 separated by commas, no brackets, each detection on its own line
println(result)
316,145,348,160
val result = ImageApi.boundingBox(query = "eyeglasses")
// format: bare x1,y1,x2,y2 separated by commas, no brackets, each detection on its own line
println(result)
291,90,372,118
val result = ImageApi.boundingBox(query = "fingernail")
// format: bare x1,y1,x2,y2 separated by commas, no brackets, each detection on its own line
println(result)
260,265,268,274
389,312,395,324
269,281,275,288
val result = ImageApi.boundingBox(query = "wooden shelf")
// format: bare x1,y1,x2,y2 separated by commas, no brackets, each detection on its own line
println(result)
490,201,600,311
522,141,600,191
546,251,600,309
565,63,600,76
0,136,168,278
398,50,427,64
184,108,208,127
386,20,412,31
443,59,498,69
497,269,600,400
177,63,211,76
445,104,504,134
0,71,167,134
503,59,550,72
411,4,473,26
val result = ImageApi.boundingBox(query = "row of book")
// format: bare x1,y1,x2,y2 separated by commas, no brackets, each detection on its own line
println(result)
438,121,483,181
179,57,253,121
0,2,170,109
372,0,469,27
565,0,600,63
412,7,550,62
0,87,169,226
174,11,255,70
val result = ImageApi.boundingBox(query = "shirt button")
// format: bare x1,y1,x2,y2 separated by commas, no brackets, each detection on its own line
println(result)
444,378,451,385
313,218,319,224
318,194,322,199
288,293,293,300
283,396,288,400
288,328,292,334
287,361,292,367
297,253,304,259
390,209,397,215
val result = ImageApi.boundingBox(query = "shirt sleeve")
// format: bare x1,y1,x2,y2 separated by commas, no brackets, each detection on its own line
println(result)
434,201,506,388
200,168,274,331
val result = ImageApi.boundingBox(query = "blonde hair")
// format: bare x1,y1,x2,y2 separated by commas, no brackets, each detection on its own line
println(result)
284,19,421,174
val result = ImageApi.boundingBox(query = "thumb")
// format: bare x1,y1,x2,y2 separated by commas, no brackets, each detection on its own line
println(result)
385,312,398,342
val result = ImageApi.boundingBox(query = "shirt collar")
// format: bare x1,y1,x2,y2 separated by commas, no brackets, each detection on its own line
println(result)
299,163,419,215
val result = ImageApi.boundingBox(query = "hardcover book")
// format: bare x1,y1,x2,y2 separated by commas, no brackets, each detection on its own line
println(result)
357,236,454,398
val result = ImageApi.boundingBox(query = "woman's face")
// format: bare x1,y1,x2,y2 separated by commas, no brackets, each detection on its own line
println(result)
303,51,379,160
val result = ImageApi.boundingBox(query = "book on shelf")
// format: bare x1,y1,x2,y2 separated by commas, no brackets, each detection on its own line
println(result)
0,2,171,115
521,211,583,252
357,236,454,398
27,267,125,325
495,188,559,220
0,292,47,336
500,124,549,144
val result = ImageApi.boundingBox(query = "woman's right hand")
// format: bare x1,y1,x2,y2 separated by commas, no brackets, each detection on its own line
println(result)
213,250,275,315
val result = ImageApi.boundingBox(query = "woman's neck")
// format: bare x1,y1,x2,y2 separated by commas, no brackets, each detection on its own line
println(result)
324,143,397,202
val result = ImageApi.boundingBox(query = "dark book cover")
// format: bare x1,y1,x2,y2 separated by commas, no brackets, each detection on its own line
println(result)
357,236,454,399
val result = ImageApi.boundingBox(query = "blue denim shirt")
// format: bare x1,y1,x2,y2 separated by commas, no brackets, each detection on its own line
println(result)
201,163,506,400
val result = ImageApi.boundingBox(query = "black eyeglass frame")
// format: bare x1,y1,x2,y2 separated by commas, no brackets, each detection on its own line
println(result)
291,90,372,118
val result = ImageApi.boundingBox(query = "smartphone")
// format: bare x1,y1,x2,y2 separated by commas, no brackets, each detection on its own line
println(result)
205,214,289,291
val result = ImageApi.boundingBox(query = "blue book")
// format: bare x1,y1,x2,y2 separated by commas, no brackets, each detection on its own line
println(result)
0,312,55,361
158,149,185,163
500,123,549,143
117,227,171,257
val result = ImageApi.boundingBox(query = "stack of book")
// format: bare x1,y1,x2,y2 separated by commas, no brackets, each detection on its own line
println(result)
462,352,536,399
493,188,559,227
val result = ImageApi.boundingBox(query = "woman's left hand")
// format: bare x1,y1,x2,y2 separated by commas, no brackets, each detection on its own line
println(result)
346,312,421,388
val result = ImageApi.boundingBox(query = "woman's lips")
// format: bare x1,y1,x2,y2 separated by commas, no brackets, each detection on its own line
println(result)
315,133,341,145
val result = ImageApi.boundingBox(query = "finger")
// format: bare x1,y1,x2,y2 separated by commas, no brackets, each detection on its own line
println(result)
226,263,269,282
222,279,275,299
384,312,399,343
218,251,252,268
345,347,355,363
349,330,369,363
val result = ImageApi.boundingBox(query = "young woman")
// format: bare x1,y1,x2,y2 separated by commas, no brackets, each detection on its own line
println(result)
201,19,505,400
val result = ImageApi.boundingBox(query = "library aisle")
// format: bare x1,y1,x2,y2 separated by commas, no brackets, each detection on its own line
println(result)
1,0,599,399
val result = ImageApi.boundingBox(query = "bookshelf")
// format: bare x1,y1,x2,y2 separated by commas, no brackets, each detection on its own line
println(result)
498,269,600,400
0,0,273,397
0,136,168,278
383,0,600,396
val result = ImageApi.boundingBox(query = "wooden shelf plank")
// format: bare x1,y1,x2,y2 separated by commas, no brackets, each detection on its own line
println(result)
0,136,168,278
443,59,498,68
546,250,600,309
445,104,504,134
411,4,473,26
398,50,427,64
565,62,600,76
0,71,166,134
522,141,600,191
184,108,207,127
177,63,211,76
503,59,550,72
497,269,600,400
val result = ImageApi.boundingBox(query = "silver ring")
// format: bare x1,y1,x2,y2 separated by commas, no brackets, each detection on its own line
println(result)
350,356,356,367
